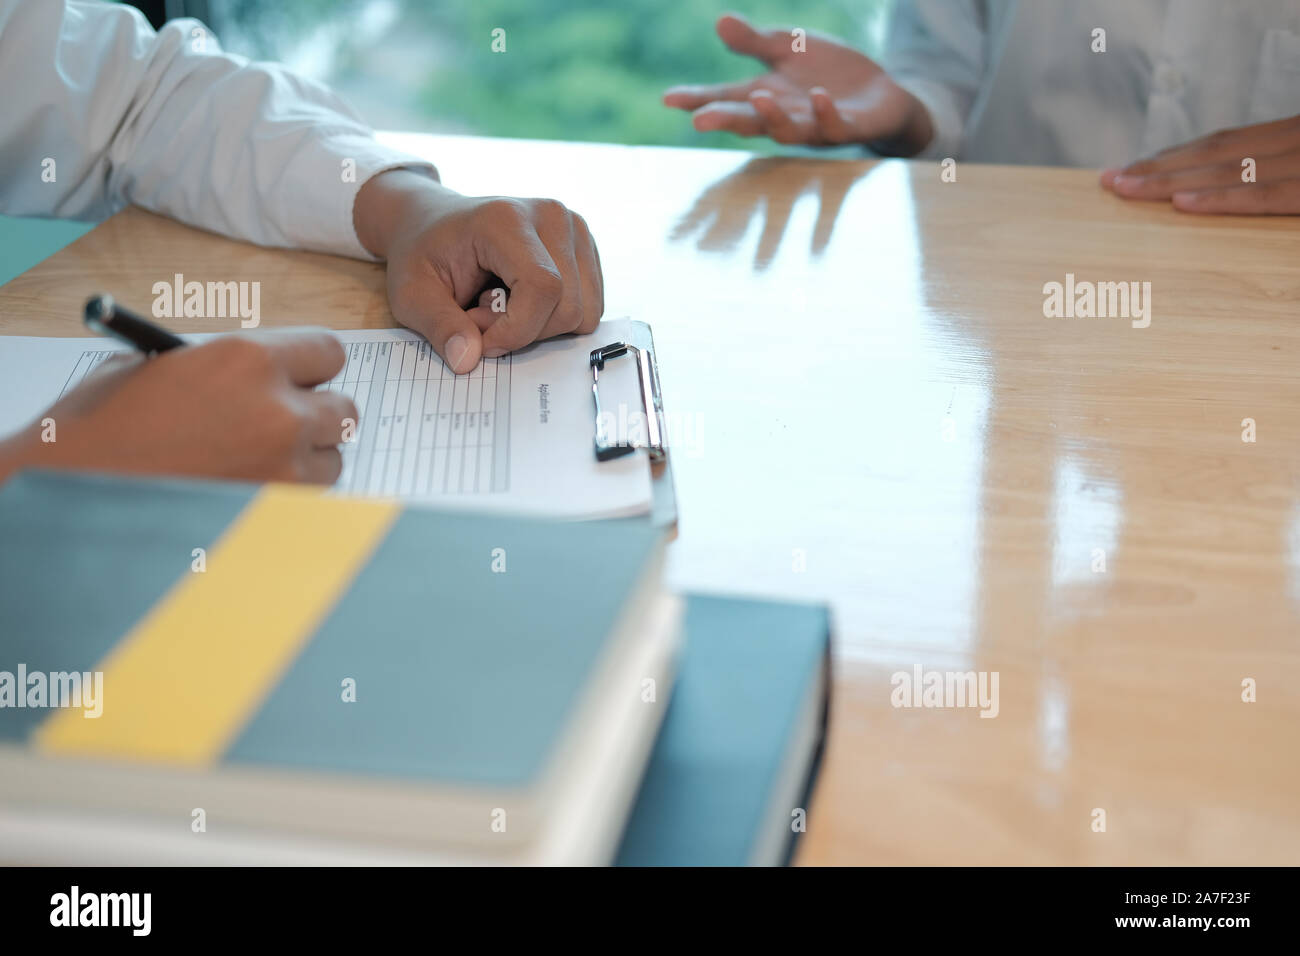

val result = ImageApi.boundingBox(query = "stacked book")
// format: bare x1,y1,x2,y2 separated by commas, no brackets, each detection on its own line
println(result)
0,471,829,865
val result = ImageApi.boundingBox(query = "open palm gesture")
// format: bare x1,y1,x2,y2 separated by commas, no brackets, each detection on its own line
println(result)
663,14,931,153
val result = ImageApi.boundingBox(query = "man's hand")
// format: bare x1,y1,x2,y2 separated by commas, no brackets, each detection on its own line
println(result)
1102,115,1300,214
663,13,932,155
0,330,356,486
353,169,603,374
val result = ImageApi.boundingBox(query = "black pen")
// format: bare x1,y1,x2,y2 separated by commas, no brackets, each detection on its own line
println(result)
84,294,186,354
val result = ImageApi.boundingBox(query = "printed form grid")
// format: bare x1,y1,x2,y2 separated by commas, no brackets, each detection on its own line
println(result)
57,340,512,497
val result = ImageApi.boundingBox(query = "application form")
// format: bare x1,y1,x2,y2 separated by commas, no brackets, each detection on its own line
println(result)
0,319,652,519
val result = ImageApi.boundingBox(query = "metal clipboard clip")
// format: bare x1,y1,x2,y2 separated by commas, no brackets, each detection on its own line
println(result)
589,342,667,463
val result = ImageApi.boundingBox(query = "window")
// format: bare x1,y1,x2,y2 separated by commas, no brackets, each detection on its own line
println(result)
206,0,891,148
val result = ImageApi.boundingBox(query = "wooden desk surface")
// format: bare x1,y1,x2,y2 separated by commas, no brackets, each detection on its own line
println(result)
3,134,1298,865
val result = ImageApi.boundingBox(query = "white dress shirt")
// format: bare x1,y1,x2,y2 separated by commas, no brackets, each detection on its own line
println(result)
885,0,1300,166
0,0,434,258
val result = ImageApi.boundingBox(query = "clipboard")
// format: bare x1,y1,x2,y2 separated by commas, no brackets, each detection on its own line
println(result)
589,320,678,531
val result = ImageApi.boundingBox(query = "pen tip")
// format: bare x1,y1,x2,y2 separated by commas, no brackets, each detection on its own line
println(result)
84,294,115,334
84,294,111,322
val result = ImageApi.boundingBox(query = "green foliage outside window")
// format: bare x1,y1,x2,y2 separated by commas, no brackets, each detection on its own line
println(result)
211,0,890,150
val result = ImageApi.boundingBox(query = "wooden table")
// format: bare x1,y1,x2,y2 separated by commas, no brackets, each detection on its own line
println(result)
3,134,1298,865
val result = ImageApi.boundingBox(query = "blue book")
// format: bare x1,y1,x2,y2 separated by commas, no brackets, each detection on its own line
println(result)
616,595,831,866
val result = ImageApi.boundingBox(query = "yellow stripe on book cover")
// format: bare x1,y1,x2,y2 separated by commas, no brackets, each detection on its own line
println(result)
34,485,400,766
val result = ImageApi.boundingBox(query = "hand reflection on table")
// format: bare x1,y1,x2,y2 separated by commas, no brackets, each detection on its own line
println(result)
668,156,868,271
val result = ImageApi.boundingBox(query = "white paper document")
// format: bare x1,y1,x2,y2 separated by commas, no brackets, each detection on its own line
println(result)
0,319,652,518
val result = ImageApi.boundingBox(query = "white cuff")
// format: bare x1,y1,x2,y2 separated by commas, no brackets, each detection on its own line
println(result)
307,133,438,261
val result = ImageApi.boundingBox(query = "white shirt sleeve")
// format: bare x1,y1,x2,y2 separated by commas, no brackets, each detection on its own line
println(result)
0,0,436,259
882,0,989,160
